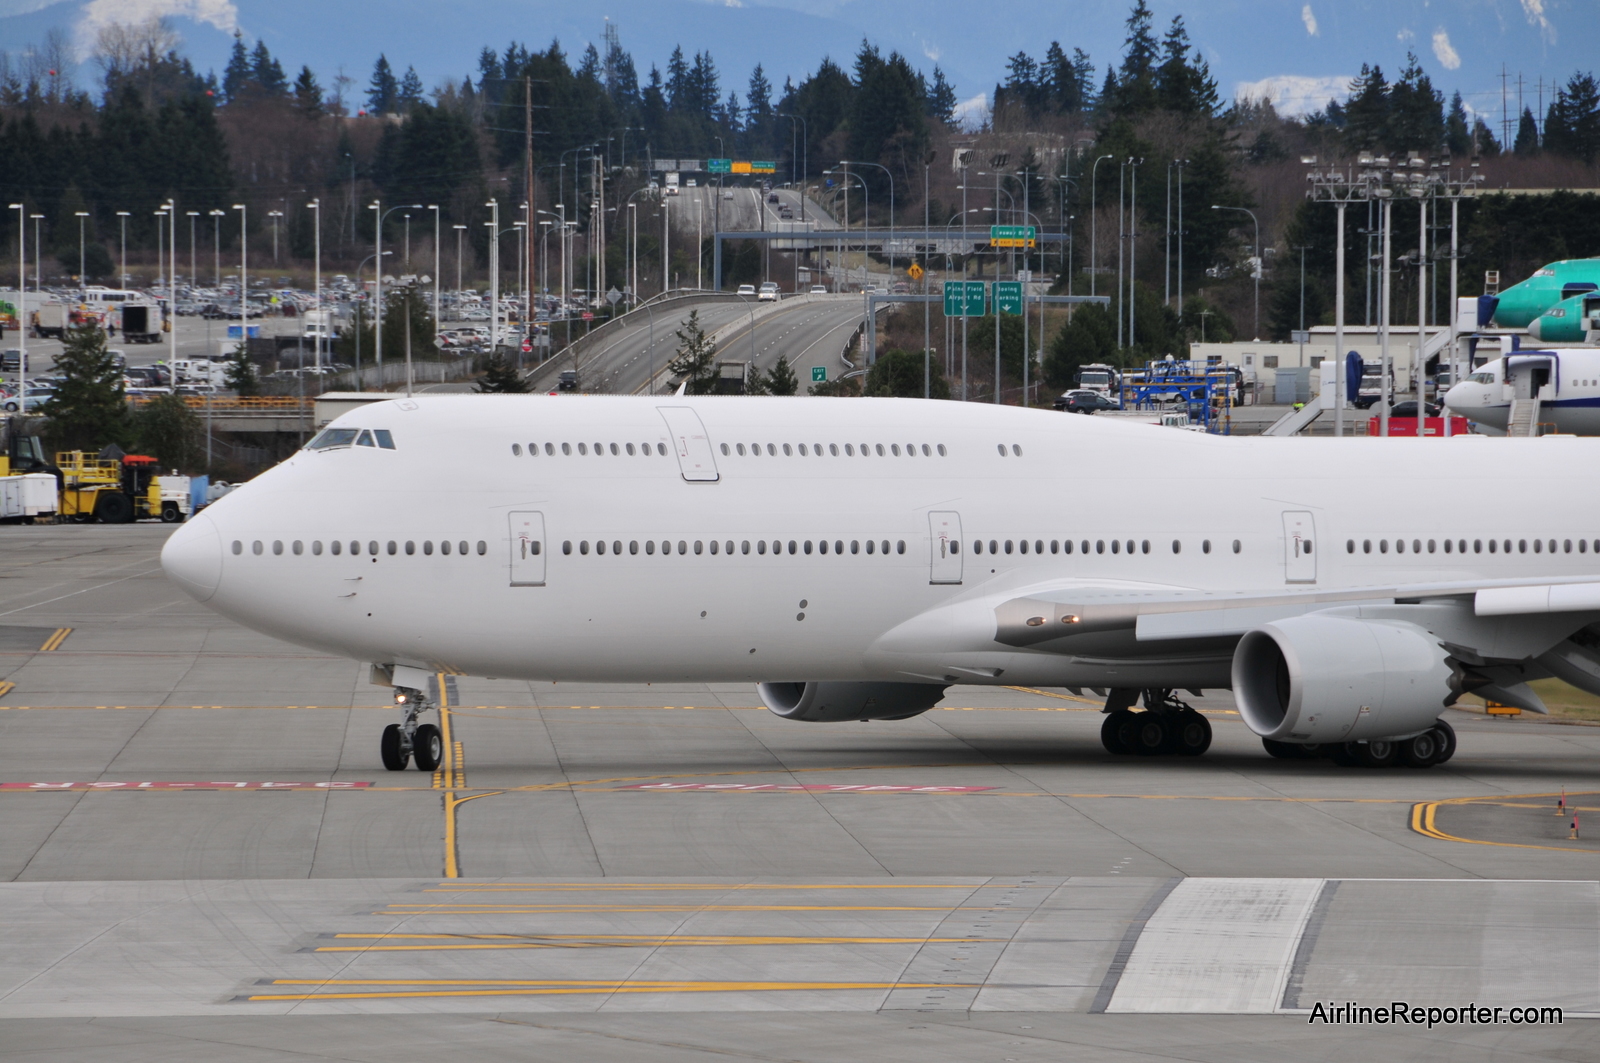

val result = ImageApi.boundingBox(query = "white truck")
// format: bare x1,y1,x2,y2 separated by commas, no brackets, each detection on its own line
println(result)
664,172,681,196
0,474,57,522
301,310,336,344
167,358,228,386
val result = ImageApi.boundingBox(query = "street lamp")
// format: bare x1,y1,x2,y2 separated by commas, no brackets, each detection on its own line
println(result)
233,204,247,362
186,211,199,299
30,215,43,295
369,200,424,381
210,209,225,286
74,211,89,296
453,224,467,299
115,211,130,286
267,209,283,264
841,159,895,285
1211,204,1261,338
1089,155,1112,297
822,168,868,289
351,250,392,391
9,202,26,402
428,205,440,347
306,198,321,373
776,112,808,223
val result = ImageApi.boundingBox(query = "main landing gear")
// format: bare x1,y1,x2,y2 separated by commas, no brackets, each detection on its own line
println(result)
1262,719,1456,769
380,687,443,772
1100,689,1213,757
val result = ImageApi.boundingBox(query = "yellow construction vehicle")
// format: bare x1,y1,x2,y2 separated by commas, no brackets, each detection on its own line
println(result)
56,451,189,523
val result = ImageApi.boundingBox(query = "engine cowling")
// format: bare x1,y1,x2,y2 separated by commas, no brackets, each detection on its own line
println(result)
758,681,947,722
1232,615,1455,743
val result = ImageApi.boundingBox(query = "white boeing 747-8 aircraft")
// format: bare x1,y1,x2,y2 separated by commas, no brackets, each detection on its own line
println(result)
161,396,1600,772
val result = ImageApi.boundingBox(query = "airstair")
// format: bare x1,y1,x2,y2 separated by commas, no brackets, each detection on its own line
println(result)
1506,397,1541,437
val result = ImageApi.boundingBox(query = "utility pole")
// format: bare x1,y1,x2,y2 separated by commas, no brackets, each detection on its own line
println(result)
525,76,535,343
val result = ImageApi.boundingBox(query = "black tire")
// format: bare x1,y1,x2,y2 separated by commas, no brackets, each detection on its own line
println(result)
1131,713,1169,755
1401,730,1439,768
380,724,409,771
1173,712,1212,756
1100,711,1128,755
160,502,183,523
1353,739,1399,768
1329,745,1360,767
1105,709,1139,755
94,492,132,524
1263,738,1309,759
412,723,443,772
1430,719,1457,764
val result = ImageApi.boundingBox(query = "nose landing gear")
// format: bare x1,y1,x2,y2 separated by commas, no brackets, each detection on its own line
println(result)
380,687,443,772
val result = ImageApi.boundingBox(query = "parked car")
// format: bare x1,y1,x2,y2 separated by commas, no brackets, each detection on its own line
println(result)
1,349,28,372
1054,389,1120,414
1387,400,1443,419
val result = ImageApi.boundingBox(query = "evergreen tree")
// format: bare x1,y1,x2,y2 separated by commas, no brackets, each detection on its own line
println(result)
130,393,202,471
475,353,529,392
1043,303,1116,390
926,65,956,122
1106,0,1160,116
293,66,323,118
224,344,260,396
762,354,798,395
1473,117,1502,156
1445,91,1471,156
576,44,602,82
666,47,689,110
367,55,398,114
1544,73,1600,163
221,31,252,103
1386,53,1443,153
1041,42,1077,112
668,310,718,394
397,65,424,109
41,323,129,452
1342,65,1389,151
863,349,950,398
747,64,772,118
250,41,288,97
1154,16,1216,116
1514,106,1540,155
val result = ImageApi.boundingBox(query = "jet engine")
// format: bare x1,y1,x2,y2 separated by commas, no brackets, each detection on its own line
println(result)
1232,615,1456,744
757,681,948,722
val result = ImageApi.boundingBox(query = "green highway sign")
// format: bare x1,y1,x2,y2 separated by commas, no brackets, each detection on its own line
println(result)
707,158,733,174
963,280,988,316
989,225,1037,248
994,280,1024,315
751,161,777,173
942,284,963,317
812,366,827,382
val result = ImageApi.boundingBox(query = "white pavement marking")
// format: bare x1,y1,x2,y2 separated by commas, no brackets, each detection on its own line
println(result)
1105,878,1323,1014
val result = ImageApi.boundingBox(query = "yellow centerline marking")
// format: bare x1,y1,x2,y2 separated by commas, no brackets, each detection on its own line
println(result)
424,882,1040,891
247,979,969,1002
314,933,997,952
37,628,71,652
373,904,1015,913
1410,791,1599,853
0,682,13,700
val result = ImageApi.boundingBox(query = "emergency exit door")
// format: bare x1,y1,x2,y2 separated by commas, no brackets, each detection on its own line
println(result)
508,511,546,586
657,407,720,481
929,511,963,584
1282,511,1316,584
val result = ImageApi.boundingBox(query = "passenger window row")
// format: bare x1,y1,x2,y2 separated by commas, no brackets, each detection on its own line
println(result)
562,538,908,557
720,442,948,458
1349,537,1597,555
232,539,488,557
513,442,669,456
995,444,1024,456
970,538,1239,556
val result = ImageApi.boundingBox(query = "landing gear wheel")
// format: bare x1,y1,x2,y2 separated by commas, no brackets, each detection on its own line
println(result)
1131,714,1169,755
1352,739,1399,768
412,723,443,772
1329,745,1359,767
380,723,409,771
1429,719,1457,764
1401,730,1439,768
1101,710,1132,755
1172,711,1212,756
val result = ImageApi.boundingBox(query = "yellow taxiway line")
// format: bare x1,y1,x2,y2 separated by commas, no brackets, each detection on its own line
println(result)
248,979,970,1002
313,933,999,952
38,628,71,652
1410,791,1599,853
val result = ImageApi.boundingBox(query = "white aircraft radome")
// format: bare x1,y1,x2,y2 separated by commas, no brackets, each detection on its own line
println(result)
161,395,1600,772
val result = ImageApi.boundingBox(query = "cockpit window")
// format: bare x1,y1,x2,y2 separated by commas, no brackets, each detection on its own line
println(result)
306,428,359,450
1468,372,1495,384
374,430,395,449
356,430,376,447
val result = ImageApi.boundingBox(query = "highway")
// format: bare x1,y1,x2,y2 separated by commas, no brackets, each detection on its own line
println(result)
524,293,871,395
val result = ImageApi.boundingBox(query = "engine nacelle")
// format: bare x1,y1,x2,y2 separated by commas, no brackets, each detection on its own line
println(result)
1232,615,1455,743
758,681,947,723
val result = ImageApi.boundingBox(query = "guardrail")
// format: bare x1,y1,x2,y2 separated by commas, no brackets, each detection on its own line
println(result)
127,395,312,412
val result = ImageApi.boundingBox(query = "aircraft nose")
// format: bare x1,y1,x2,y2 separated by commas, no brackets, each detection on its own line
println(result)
161,514,223,603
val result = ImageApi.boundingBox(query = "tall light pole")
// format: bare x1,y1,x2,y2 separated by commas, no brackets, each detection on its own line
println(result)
30,214,43,295
9,202,25,402
824,168,868,289
233,203,247,370
210,209,224,286
1089,155,1112,297
307,198,321,373
843,159,895,284
116,211,130,286
453,224,467,298
428,205,440,347
371,200,423,384
1211,204,1260,338
74,211,89,297
186,211,198,297
777,112,808,224
485,198,500,355
661,196,670,295
165,199,177,371
267,209,283,264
